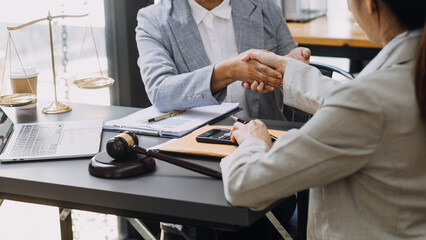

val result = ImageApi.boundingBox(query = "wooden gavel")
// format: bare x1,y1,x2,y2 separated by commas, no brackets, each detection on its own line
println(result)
106,131,222,179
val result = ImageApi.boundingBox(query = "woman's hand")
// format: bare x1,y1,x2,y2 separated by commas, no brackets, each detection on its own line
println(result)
286,47,311,64
240,47,311,93
211,55,283,94
230,119,273,148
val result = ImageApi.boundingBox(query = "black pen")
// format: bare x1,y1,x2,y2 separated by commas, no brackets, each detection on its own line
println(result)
231,115,277,142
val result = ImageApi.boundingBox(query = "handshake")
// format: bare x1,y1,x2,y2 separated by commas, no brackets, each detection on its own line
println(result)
214,47,311,94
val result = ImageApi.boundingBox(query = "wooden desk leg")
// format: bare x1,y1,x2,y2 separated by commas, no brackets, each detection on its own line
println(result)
59,208,73,240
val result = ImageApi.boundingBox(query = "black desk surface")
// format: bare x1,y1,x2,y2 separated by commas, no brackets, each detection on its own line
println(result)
0,101,301,229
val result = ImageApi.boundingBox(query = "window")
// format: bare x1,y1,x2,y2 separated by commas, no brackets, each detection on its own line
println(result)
0,0,110,106
0,2,116,239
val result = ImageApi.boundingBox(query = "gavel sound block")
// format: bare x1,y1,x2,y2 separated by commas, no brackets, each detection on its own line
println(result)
89,151,156,179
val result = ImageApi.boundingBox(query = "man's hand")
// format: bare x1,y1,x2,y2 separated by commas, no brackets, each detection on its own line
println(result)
240,49,290,74
239,50,291,93
211,55,283,94
230,119,273,148
239,47,311,93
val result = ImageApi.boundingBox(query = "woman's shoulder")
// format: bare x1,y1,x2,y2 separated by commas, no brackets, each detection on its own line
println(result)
324,60,416,123
356,59,416,92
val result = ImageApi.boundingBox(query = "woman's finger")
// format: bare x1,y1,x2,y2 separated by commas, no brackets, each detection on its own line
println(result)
256,82,271,94
230,122,245,142
252,60,282,79
241,81,250,90
251,81,259,91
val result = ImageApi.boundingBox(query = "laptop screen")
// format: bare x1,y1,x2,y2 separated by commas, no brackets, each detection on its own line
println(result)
0,108,14,154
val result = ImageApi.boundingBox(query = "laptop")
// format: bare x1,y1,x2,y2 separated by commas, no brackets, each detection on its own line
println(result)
0,108,103,162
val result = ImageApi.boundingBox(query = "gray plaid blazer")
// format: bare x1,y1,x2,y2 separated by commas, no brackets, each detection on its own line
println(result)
136,0,296,119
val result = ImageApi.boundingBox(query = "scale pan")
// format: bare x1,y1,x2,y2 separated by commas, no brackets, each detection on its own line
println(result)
74,77,114,89
0,93,37,107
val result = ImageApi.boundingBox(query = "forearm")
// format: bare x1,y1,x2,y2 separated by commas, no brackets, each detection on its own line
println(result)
142,64,225,112
211,59,236,94
283,59,343,114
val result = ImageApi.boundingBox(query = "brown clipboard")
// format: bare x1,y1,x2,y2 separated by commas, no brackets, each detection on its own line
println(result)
158,125,286,158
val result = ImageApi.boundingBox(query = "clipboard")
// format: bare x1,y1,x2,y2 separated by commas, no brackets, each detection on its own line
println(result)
156,125,286,158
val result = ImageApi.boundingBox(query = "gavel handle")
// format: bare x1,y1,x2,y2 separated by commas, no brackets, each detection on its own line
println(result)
130,145,222,179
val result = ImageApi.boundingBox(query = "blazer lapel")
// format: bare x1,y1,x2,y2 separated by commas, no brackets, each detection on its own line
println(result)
231,0,264,52
167,0,210,72
231,0,264,118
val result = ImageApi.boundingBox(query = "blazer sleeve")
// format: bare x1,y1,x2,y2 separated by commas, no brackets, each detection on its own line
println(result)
136,9,226,112
220,82,384,210
282,59,347,114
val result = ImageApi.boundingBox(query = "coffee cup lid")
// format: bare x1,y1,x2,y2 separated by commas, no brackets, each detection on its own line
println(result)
10,65,38,79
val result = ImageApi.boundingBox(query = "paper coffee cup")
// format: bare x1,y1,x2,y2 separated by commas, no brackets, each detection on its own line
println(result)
10,65,38,95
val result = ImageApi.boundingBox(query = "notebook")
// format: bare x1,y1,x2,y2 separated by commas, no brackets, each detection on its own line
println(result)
103,102,240,137
0,107,103,162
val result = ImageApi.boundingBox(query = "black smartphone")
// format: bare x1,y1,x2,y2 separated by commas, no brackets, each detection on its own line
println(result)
196,128,238,146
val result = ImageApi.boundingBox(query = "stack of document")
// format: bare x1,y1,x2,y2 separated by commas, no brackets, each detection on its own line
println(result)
103,103,239,137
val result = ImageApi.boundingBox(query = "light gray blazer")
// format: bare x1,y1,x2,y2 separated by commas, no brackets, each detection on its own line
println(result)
136,0,296,119
221,36,426,239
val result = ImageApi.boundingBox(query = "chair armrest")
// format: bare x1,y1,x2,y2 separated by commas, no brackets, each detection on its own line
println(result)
310,62,355,80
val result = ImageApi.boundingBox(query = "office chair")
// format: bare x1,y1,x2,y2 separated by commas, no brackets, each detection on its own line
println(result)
285,62,354,240
310,62,355,80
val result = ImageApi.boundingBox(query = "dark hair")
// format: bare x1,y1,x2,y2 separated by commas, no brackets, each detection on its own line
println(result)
376,0,426,121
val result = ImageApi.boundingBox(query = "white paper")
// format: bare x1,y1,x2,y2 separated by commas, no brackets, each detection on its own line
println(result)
104,103,239,137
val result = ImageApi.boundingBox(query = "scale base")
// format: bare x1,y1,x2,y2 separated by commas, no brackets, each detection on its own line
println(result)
0,93,37,107
42,101,71,114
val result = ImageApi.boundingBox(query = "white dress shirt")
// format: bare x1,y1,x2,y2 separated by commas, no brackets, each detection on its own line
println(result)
188,0,250,118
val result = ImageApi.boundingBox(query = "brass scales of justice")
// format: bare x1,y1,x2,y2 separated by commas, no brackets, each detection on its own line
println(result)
0,12,114,113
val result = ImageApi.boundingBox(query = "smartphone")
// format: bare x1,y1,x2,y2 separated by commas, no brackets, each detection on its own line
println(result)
196,128,238,146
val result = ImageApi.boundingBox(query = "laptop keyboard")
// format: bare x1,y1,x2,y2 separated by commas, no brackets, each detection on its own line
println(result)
9,123,64,157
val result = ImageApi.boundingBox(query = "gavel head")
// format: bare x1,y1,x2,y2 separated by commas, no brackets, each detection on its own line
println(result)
106,131,139,159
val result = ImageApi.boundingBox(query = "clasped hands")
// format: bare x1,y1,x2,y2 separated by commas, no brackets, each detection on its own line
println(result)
239,47,311,93
228,47,310,147
211,47,310,94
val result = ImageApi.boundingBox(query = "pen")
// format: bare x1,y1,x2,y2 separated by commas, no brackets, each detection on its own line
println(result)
144,110,187,124
118,127,160,136
231,115,277,142
231,115,248,124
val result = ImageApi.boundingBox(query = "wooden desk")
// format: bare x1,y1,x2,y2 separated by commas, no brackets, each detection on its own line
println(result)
287,14,382,72
0,102,301,240
288,14,381,48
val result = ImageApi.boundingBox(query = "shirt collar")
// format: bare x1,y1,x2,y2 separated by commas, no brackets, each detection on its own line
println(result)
188,0,232,25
